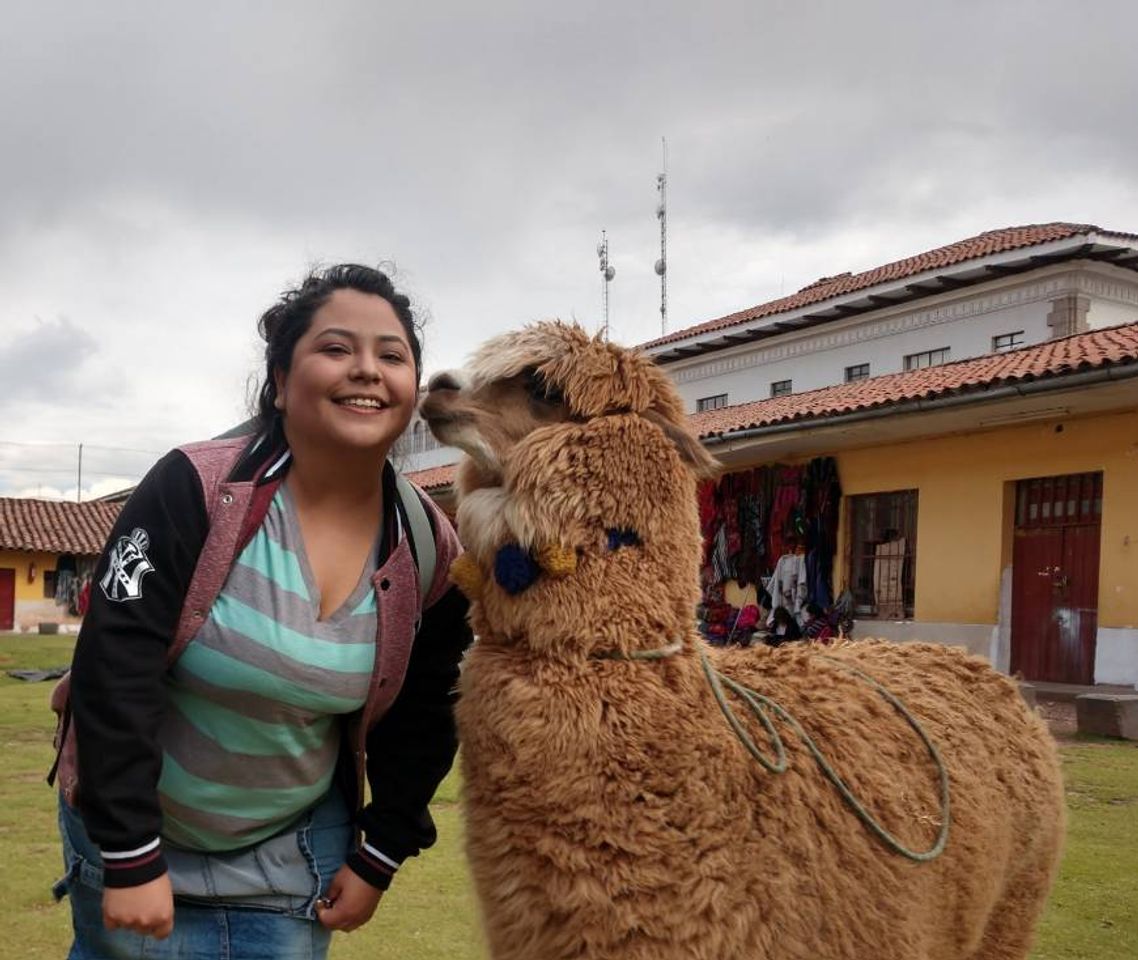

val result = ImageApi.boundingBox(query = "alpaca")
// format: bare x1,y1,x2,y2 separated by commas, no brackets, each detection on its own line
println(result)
420,322,1065,960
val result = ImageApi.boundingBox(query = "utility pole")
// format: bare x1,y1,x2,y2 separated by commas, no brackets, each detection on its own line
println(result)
655,137,668,335
597,229,615,340
77,443,83,503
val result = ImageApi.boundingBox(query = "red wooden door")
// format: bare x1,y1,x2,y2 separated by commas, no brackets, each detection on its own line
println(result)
1011,473,1101,684
0,568,14,631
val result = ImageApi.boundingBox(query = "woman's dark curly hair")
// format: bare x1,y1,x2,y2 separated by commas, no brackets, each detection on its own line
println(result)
254,264,423,432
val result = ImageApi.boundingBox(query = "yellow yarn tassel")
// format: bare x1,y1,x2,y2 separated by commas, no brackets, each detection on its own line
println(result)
449,554,484,599
537,544,577,578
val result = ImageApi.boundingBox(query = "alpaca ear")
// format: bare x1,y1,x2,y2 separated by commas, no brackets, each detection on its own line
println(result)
642,408,721,479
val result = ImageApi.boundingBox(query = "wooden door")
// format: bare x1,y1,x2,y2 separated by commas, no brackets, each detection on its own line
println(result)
0,568,14,631
1010,473,1101,684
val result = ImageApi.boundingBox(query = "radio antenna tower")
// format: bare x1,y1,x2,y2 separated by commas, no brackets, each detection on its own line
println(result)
655,137,668,335
597,229,615,339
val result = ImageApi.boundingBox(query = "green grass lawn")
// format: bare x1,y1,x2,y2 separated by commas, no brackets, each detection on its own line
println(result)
3,632,1135,959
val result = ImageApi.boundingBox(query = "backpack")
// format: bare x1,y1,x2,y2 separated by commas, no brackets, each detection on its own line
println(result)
48,469,437,805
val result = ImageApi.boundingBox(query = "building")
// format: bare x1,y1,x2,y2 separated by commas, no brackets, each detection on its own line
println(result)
645,222,1138,410
0,498,120,631
689,322,1138,686
407,223,1138,686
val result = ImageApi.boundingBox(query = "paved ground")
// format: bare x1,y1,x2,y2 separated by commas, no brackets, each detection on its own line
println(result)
1037,697,1078,741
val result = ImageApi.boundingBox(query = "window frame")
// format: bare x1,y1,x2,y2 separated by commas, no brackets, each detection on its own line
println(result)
769,379,792,398
903,347,951,371
846,489,918,620
695,393,728,412
991,331,1025,353
844,363,870,383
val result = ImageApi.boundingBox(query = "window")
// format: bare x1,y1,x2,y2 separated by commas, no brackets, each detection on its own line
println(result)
845,363,870,383
848,490,918,619
992,331,1025,353
770,380,792,398
696,393,728,412
43,569,57,599
903,347,950,371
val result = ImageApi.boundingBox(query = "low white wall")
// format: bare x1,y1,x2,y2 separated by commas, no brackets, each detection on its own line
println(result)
1095,628,1138,687
850,620,994,660
13,598,82,632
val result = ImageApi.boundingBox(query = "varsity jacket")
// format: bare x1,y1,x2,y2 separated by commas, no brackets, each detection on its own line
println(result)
67,434,469,890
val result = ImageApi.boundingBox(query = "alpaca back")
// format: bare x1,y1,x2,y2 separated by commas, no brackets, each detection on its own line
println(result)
458,639,1064,960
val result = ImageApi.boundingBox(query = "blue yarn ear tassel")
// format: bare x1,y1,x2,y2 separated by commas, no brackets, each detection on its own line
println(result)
606,528,642,550
494,544,541,595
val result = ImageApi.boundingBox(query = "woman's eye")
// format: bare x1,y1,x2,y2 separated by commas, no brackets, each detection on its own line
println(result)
321,343,350,356
382,352,406,363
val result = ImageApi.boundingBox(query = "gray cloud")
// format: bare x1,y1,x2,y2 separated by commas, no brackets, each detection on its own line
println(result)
1,0,1137,494
0,317,101,406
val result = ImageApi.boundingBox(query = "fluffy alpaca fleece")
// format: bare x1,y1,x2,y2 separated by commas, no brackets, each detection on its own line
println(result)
421,322,1065,960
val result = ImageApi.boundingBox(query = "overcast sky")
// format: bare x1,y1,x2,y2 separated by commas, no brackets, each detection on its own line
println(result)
3,0,1137,498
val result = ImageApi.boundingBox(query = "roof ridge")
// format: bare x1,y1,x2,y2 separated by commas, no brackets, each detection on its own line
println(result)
648,222,1138,349
692,320,1138,438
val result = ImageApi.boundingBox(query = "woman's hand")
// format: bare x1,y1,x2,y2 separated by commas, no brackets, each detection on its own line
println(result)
102,874,175,939
316,866,384,933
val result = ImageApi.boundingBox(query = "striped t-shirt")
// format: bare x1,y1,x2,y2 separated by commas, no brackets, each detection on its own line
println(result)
157,484,378,851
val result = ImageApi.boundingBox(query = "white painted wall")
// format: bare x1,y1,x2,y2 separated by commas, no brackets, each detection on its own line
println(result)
1095,627,1138,687
665,266,1138,413
1087,299,1138,330
850,619,994,659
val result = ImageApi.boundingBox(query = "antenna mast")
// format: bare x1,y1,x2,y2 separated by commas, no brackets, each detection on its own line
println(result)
655,137,668,335
597,229,615,339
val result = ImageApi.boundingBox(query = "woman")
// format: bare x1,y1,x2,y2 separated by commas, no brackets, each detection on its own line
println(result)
58,265,471,958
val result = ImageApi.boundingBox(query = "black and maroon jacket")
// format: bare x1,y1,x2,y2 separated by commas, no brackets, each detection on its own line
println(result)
64,433,470,889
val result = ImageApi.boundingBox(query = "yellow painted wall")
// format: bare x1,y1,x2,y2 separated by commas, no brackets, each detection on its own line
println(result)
829,409,1138,627
0,549,59,601
0,549,89,629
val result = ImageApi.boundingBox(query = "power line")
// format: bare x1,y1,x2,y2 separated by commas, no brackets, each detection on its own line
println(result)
0,466,143,478
0,440,165,456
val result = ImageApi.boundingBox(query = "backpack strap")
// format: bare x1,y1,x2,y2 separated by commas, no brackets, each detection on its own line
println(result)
394,472,436,610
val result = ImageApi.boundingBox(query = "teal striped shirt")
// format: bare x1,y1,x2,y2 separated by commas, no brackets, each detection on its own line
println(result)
157,486,377,851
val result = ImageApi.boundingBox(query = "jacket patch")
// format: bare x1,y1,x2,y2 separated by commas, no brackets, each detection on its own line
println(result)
100,528,155,602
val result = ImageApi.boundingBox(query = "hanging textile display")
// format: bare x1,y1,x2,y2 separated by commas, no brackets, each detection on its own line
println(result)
696,456,842,647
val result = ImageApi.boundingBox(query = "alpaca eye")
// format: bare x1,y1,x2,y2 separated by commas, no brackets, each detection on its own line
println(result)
523,368,564,406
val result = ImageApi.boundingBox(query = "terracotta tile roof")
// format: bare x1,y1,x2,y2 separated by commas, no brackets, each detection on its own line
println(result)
402,323,1138,489
406,463,458,491
0,498,121,555
646,223,1138,349
691,322,1138,440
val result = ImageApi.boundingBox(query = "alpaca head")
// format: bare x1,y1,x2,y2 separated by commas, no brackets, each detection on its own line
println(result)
421,321,717,656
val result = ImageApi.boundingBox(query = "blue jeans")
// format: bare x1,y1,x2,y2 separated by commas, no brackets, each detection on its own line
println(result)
56,792,351,960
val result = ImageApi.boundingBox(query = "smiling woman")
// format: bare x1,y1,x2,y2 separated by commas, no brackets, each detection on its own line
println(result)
54,265,473,959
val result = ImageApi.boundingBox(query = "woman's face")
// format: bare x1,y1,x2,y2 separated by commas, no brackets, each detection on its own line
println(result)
274,289,418,456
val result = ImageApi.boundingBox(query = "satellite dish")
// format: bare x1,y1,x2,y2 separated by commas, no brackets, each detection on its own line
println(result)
654,259,666,276
597,242,606,257
604,266,616,281
656,203,665,219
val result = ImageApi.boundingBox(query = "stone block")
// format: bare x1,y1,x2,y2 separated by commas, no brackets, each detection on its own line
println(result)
1075,694,1138,740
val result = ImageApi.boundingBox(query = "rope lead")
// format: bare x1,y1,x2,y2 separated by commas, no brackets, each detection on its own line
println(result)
699,648,951,863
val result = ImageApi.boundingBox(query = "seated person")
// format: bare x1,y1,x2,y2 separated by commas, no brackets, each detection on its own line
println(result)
801,602,835,643
766,606,802,646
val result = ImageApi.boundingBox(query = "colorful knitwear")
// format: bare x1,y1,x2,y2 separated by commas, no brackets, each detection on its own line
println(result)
157,486,377,851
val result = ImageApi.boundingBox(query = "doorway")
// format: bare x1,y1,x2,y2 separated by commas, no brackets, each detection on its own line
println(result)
0,568,14,631
1010,472,1102,684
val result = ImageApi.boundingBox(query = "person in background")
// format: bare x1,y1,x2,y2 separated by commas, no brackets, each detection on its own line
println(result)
801,602,835,643
767,606,802,646
56,264,472,959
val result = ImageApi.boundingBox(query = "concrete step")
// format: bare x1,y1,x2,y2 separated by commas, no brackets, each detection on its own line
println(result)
1026,681,1136,703
1075,693,1138,740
